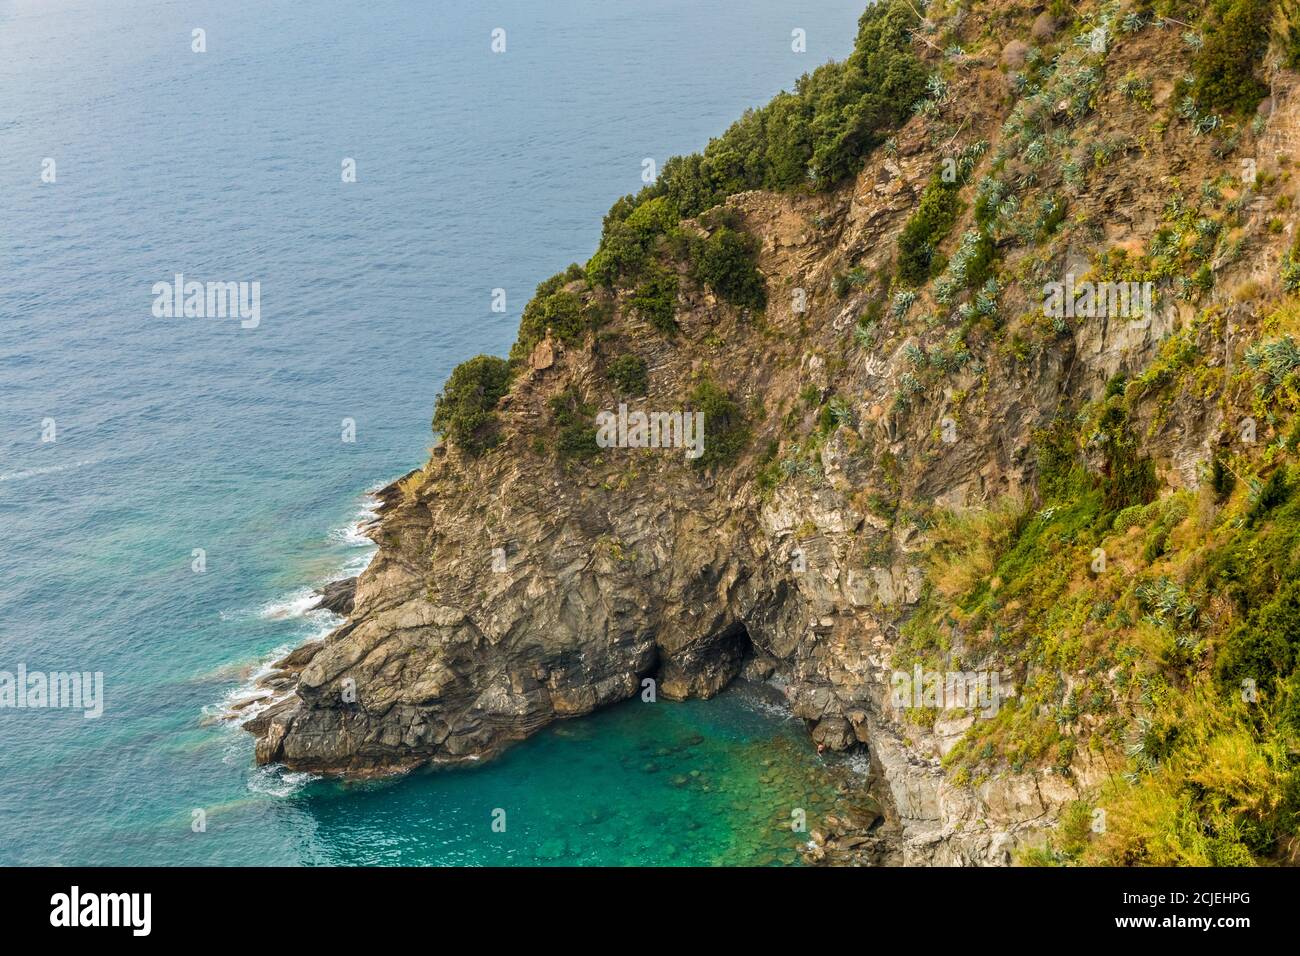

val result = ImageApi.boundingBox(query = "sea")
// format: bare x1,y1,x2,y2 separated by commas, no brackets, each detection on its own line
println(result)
0,0,869,865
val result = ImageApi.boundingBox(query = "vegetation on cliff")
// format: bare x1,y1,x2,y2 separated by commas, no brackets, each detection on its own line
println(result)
430,354,511,456
418,0,1300,865
432,0,929,458
868,0,1300,866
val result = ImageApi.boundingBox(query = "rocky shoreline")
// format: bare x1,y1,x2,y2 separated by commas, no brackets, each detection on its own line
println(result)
239,107,1100,863
241,4,1300,865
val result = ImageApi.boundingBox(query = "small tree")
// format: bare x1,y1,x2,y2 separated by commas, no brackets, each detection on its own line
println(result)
693,226,766,310
432,355,511,455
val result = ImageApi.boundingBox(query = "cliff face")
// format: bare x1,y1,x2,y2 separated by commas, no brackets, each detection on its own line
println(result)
247,1,1300,865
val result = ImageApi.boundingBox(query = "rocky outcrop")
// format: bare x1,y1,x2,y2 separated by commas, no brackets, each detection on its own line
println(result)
311,577,357,617
245,12,1300,864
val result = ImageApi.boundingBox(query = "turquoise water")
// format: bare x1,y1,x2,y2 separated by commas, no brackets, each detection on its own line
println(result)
0,0,867,865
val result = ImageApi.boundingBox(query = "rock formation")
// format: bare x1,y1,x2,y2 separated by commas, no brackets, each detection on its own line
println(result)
247,1,1300,865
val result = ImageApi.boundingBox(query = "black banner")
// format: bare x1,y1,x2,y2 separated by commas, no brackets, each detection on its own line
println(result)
0,866,1279,941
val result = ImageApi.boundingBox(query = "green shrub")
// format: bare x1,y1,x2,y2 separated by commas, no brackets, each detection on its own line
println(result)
1142,497,1190,563
897,177,962,285
1245,334,1300,396
511,273,600,361
1035,415,1088,503
1277,0,1300,68
1095,400,1158,512
1211,455,1236,501
431,355,512,455
630,269,679,335
1247,467,1292,525
1202,484,1300,617
584,197,680,288
581,1,926,288
1216,579,1300,690
692,226,766,310
1191,0,1272,114
1284,246,1300,292
690,378,750,469
549,389,600,459
807,2,928,183
1113,502,1149,533
606,354,649,396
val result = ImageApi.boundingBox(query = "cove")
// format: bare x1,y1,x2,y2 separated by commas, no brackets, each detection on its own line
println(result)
254,682,865,866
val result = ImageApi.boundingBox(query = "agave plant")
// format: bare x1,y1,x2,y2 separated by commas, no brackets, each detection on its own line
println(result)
891,289,917,319
779,447,819,481
925,73,950,103
1193,112,1222,136
1120,12,1145,33
827,397,856,428
1134,576,1200,628
1245,335,1300,394
1123,716,1159,781
897,372,924,399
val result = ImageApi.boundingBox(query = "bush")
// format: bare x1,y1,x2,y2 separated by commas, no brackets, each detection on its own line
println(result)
1191,0,1272,114
1216,579,1300,690
1095,400,1158,512
585,196,681,288
606,354,649,396
512,273,596,361
1277,0,1300,69
690,378,750,469
897,177,962,285
548,389,600,459
630,269,679,335
1245,333,1300,396
581,1,926,288
431,355,511,455
1279,234,1300,293
1211,455,1236,501
1034,413,1088,502
1247,467,1292,525
692,226,767,310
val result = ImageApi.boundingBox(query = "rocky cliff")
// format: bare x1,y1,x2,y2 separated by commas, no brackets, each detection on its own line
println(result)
246,0,1300,865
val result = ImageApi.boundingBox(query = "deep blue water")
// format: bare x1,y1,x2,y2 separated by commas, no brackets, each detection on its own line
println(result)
0,0,867,865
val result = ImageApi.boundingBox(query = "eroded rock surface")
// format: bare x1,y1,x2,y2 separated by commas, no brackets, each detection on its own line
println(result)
245,20,1300,864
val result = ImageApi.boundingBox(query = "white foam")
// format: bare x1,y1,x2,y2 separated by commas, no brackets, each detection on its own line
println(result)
328,492,381,547
246,764,317,798
0,459,97,482
206,486,383,750
340,548,376,577
732,681,798,722
258,587,321,620
842,751,874,777
328,491,381,579
204,642,294,724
